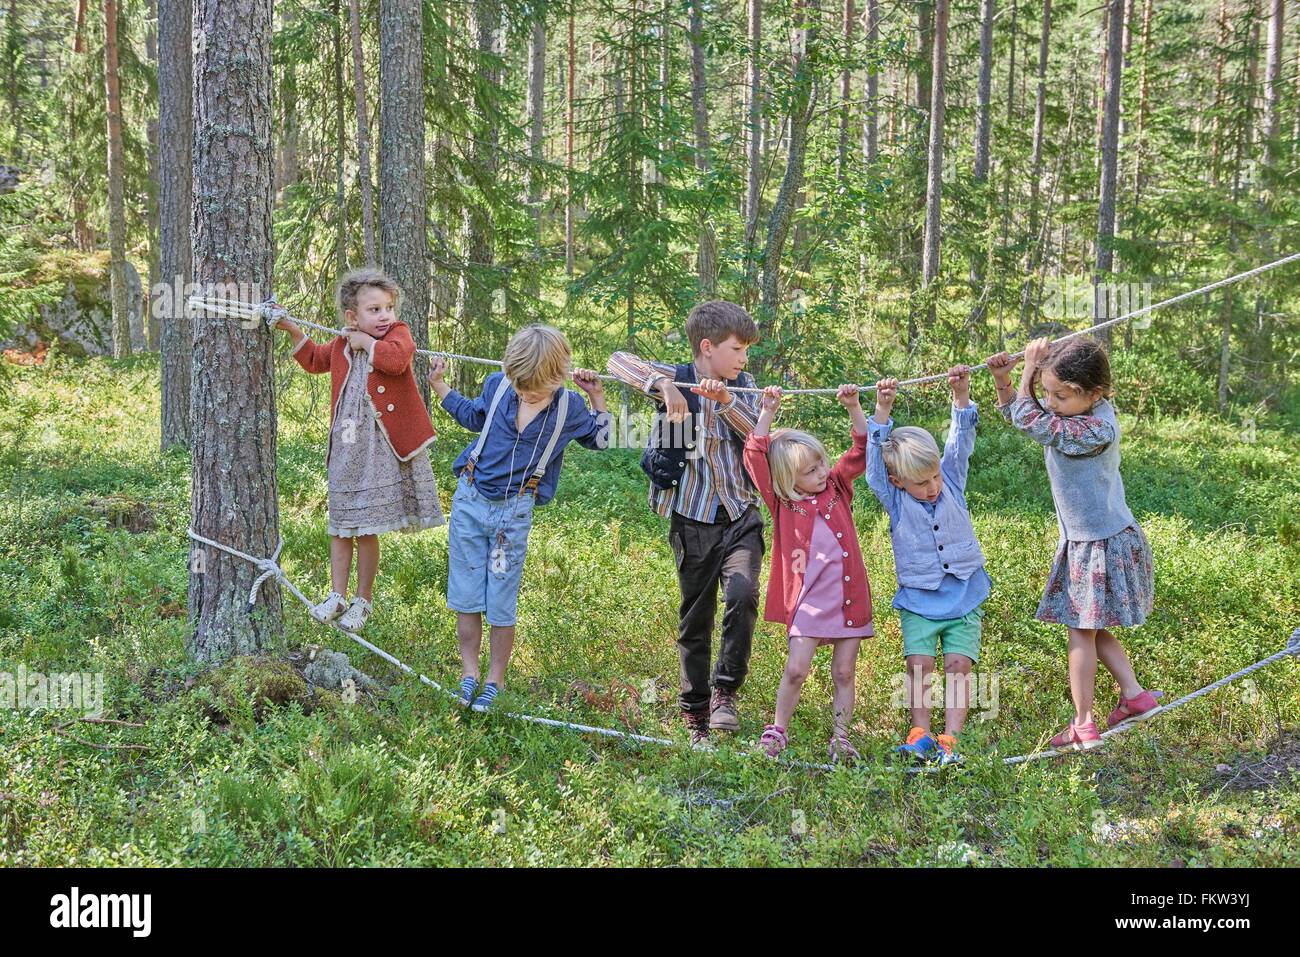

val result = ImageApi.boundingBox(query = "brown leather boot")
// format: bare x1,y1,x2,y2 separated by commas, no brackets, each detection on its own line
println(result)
708,686,740,731
682,708,711,748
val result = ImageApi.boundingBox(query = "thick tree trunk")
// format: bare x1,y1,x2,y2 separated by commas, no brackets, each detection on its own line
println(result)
349,0,377,264
525,9,545,299
1262,0,1284,166
103,0,130,359
689,0,717,295
189,0,282,662
920,0,949,299
379,0,430,401
1094,0,1125,346
757,0,819,365
159,0,192,451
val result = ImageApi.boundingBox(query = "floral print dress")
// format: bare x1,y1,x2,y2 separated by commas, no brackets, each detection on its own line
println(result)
1000,396,1154,629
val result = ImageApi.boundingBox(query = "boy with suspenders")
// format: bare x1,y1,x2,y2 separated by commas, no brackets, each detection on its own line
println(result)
429,326,611,712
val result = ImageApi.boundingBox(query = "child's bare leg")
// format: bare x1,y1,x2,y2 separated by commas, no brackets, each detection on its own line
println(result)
829,639,862,737
485,625,515,687
1066,627,1099,725
354,534,379,601
774,636,820,729
943,653,974,736
905,654,935,732
329,536,354,595
1095,628,1143,698
457,613,483,679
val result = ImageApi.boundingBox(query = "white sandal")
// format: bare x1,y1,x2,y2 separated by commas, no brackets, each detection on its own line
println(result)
337,596,372,633
309,591,347,625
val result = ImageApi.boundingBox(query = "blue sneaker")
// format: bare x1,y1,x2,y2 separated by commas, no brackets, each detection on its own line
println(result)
935,734,964,767
470,682,501,713
456,676,480,708
895,726,939,762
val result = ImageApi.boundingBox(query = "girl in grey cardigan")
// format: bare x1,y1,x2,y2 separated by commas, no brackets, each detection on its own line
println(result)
989,337,1161,753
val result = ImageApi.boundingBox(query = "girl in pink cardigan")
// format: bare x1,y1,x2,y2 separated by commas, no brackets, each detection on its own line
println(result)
735,380,873,763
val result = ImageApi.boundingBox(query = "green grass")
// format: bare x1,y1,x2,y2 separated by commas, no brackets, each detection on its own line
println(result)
1,351,1297,866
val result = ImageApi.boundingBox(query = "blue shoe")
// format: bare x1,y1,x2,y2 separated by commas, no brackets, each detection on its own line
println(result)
935,734,964,767
456,676,480,708
470,682,501,713
895,727,939,762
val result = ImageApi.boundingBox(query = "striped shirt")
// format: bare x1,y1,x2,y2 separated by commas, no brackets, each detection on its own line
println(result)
606,351,761,522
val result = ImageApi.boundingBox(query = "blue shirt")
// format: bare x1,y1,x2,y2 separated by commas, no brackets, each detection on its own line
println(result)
441,372,611,505
865,403,991,616
892,497,992,619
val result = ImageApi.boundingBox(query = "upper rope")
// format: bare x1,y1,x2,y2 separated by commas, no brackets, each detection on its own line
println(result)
187,251,1300,396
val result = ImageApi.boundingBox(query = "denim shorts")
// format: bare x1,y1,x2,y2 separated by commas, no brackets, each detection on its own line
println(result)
446,474,537,627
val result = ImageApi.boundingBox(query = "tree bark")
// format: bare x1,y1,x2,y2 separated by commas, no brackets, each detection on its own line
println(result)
526,7,546,299
1028,0,1051,242
973,0,994,183
103,0,130,359
456,0,502,380
1094,0,1125,346
145,0,161,351
862,0,878,166
757,0,819,365
565,10,576,276
916,0,932,113
744,0,763,274
379,0,430,401
836,0,853,182
689,0,717,295
189,0,282,662
349,0,377,264
159,0,192,451
332,0,347,272
920,0,949,300
1210,0,1229,184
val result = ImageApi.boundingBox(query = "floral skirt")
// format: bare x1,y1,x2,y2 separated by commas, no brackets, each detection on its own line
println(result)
1036,524,1154,629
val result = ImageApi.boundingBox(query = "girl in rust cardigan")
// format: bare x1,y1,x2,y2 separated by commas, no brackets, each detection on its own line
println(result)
733,380,873,763
274,268,444,634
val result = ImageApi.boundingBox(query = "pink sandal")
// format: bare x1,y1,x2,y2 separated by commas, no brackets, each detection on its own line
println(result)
1107,689,1164,729
758,725,788,758
828,734,861,765
1050,719,1104,752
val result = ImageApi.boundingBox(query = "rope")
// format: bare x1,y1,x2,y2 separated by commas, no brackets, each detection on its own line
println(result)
187,250,1300,397
185,528,1300,775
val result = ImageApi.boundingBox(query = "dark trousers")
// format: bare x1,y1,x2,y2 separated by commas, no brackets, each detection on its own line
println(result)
669,505,764,712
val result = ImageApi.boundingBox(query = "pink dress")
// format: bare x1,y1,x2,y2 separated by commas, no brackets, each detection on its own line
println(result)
788,496,875,641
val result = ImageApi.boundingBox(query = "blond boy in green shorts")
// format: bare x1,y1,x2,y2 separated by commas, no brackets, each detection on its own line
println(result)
864,368,992,765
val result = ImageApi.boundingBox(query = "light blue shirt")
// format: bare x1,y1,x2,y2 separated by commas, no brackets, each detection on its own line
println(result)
866,403,990,613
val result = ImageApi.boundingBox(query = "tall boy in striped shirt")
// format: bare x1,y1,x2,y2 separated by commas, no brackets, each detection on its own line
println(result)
607,301,764,746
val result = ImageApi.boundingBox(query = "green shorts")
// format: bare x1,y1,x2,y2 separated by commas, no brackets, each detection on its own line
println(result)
899,607,983,663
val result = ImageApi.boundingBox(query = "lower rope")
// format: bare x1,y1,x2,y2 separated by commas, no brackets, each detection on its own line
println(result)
186,529,1300,775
